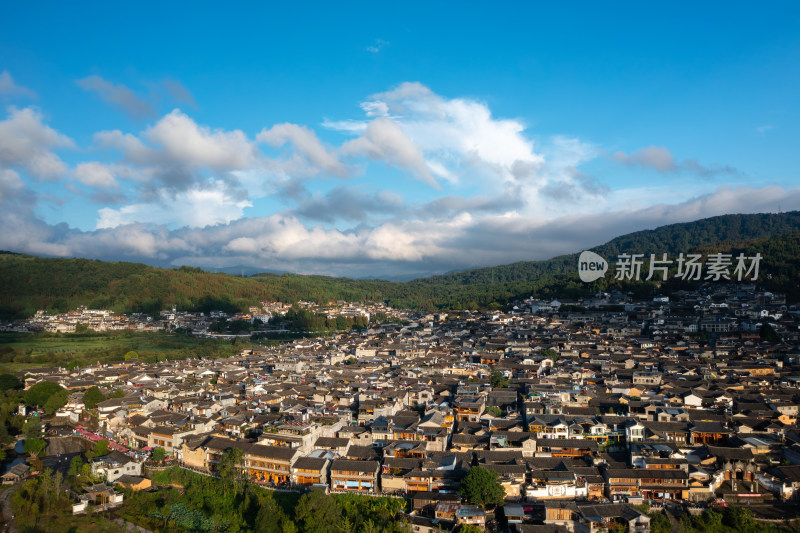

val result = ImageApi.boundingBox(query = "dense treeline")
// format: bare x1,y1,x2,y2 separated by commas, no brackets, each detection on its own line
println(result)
670,505,800,533
12,462,800,533
10,461,411,532
122,465,409,533
0,373,25,447
1,212,799,318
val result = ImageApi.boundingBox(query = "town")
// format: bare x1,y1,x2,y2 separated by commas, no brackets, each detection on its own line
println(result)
4,300,405,335
5,281,800,533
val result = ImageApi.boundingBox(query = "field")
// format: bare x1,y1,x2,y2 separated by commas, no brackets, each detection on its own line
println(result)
0,330,246,372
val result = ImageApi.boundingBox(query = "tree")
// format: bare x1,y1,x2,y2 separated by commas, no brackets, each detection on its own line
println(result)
648,512,672,533
722,506,755,530
458,466,505,508
124,350,139,360
295,491,342,533
24,381,65,408
91,439,109,457
23,437,46,457
485,406,503,417
759,323,780,343
82,386,105,409
151,447,166,462
218,447,246,493
541,348,560,362
23,417,43,439
68,455,84,476
255,498,288,533
108,388,125,398
0,373,22,392
43,388,69,414
489,371,510,388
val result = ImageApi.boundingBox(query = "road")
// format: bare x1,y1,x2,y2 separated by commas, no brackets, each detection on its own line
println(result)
0,482,21,533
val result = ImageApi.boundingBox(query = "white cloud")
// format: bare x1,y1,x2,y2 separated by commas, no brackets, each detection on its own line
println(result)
3,81,771,280
341,117,439,188
6,183,796,279
0,168,25,203
611,145,738,177
329,82,551,195
144,109,256,170
257,123,349,177
361,101,390,117
293,185,404,223
75,162,120,188
612,145,675,172
94,129,153,163
0,106,73,180
95,109,260,197
0,71,36,99
320,119,367,134
96,181,252,229
76,75,155,119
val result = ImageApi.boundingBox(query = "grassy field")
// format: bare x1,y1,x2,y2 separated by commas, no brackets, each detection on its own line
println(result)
20,513,127,533
0,331,246,373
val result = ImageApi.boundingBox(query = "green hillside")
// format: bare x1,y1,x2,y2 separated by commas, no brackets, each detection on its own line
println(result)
420,212,800,287
1,211,799,318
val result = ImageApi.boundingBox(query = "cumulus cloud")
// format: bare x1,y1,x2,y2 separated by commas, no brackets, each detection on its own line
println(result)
95,109,258,196
341,117,438,188
89,109,372,228
329,81,555,197
76,75,156,119
539,169,609,202
75,162,120,188
534,136,606,206
0,71,36,99
0,106,73,180
96,181,252,229
4,81,777,280
258,123,350,177
0,168,27,204
293,185,404,223
145,109,255,170
612,145,738,177
3,183,796,279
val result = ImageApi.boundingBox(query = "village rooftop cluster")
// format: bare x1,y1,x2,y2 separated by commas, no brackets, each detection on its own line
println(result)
10,282,800,532
3,300,406,335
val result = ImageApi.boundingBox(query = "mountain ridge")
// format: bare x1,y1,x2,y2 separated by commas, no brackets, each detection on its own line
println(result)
1,211,799,318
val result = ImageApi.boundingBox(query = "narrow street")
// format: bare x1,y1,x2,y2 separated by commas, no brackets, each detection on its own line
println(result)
0,483,21,533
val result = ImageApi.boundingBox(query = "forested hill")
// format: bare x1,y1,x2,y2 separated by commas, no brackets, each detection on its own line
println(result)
1,211,799,318
418,211,800,287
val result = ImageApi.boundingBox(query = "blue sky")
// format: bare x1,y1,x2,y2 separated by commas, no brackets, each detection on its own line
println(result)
1,2,799,279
